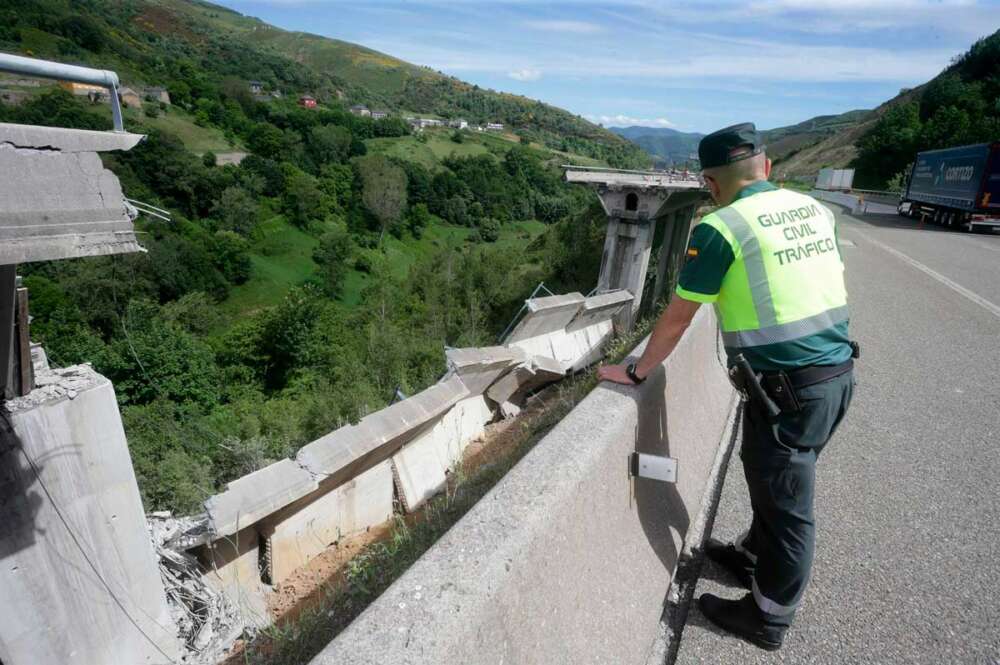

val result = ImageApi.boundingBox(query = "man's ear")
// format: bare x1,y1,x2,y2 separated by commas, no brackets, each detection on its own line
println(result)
706,176,721,202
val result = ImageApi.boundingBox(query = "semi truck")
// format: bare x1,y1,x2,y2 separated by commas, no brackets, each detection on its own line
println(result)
898,142,1000,231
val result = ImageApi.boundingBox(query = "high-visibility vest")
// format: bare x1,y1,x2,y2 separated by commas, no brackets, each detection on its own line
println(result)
700,188,848,349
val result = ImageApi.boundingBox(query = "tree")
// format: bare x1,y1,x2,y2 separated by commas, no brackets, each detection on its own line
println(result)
309,125,352,165
853,102,922,188
248,122,285,159
312,227,354,297
212,231,253,285
212,186,259,236
101,299,221,408
356,155,408,243
406,203,432,239
477,217,501,243
283,169,327,228
202,151,217,168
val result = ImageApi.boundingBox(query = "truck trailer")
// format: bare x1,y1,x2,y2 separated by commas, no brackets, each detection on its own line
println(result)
898,142,1000,231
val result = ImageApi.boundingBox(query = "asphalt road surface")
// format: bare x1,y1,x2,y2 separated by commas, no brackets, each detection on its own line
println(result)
674,207,1000,664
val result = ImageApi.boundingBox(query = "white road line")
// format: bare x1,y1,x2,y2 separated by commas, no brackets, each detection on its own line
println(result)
854,229,1000,320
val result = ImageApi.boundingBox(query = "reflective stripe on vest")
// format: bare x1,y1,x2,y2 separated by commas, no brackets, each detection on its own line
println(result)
714,206,778,328
721,304,849,347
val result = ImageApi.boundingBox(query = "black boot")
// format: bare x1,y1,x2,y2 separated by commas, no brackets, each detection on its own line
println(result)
704,538,754,590
698,593,786,651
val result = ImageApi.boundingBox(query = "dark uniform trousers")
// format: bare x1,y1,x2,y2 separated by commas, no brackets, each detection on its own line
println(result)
736,370,855,626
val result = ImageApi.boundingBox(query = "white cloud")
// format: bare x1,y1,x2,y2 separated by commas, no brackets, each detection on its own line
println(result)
522,20,603,34
508,68,542,81
585,114,675,128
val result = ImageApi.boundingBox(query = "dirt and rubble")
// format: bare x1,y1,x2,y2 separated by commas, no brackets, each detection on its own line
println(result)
148,512,246,664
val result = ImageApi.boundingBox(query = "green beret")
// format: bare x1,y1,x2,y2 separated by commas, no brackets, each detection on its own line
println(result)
698,122,763,169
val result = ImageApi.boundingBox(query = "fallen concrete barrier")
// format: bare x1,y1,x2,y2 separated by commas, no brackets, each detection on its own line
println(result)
485,354,566,416
266,460,394,584
391,396,493,511
564,290,633,371
445,346,524,394
296,376,469,486
309,306,736,665
206,458,318,539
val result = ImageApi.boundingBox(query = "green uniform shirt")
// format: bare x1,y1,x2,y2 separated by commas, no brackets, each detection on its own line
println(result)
677,181,852,371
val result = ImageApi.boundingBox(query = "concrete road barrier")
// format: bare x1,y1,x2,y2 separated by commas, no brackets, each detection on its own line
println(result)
309,307,736,665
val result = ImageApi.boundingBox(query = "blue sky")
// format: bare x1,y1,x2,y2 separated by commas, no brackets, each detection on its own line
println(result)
214,1,999,134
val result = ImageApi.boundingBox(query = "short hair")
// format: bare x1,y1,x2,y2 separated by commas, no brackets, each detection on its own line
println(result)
702,149,768,184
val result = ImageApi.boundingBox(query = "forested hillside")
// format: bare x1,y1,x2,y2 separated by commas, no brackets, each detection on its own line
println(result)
853,31,1000,188
0,0,622,514
776,30,999,185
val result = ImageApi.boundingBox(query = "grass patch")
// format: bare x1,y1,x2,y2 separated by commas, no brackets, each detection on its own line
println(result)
128,106,242,153
235,314,657,664
337,220,546,307
216,216,320,323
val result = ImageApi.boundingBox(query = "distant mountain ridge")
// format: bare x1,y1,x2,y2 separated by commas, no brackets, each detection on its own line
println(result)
611,110,874,169
609,126,703,167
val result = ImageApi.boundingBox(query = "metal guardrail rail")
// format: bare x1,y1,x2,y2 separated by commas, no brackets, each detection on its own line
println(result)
0,52,125,131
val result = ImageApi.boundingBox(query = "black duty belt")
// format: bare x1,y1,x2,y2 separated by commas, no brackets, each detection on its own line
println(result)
766,358,854,390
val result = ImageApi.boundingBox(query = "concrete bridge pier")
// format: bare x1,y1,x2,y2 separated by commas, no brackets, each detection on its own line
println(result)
565,167,708,330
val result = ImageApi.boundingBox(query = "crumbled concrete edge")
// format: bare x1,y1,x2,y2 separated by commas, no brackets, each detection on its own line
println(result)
3,363,104,413
644,397,743,665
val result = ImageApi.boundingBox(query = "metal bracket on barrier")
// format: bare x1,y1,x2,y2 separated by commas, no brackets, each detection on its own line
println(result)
629,452,677,484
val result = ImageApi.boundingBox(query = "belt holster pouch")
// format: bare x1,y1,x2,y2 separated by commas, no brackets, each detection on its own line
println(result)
850,341,861,359
763,372,802,413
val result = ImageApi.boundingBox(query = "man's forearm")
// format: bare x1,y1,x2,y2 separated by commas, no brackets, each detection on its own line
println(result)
633,297,701,378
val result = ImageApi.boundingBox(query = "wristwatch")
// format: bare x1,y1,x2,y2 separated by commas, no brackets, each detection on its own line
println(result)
626,363,645,385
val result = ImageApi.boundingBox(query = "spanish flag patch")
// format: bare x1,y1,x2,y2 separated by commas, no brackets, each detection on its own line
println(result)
685,247,699,263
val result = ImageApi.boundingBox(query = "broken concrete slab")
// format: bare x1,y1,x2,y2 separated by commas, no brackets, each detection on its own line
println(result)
505,293,585,343
565,290,633,333
565,318,616,371
199,526,270,628
0,364,182,664
445,346,522,395
296,376,469,488
205,459,318,539
266,461,393,584
0,122,144,152
0,123,145,264
392,396,494,512
486,356,566,407
441,395,493,456
391,423,450,512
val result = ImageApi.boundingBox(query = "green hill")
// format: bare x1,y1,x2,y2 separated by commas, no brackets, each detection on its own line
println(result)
761,109,872,163
0,0,646,168
775,30,1000,184
609,126,702,167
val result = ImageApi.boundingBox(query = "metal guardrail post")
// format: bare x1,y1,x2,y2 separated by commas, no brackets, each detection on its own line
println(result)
0,52,125,131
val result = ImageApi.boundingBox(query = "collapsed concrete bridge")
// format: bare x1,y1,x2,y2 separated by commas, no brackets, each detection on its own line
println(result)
0,54,740,665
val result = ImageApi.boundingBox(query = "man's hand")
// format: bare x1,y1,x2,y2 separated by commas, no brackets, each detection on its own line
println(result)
597,364,636,385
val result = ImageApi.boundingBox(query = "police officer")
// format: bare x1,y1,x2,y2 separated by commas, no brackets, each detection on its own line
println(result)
598,123,855,650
